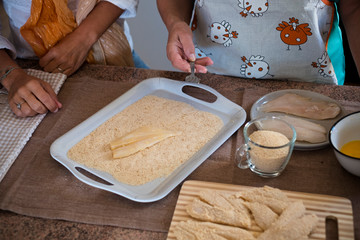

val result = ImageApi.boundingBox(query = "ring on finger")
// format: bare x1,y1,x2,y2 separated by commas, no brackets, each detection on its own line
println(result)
16,101,25,110
57,67,64,73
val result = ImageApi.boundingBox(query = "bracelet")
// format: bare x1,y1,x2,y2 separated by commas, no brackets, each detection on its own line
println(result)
0,66,22,84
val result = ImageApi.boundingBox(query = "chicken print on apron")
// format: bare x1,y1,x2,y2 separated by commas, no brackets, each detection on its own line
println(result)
276,17,312,51
240,55,273,79
209,21,238,47
195,47,209,59
238,0,269,17
191,0,339,84
312,51,336,78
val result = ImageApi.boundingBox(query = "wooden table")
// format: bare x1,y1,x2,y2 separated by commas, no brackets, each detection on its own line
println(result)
1,63,359,240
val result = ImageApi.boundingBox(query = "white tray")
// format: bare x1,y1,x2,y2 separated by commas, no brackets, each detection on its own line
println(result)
50,78,246,202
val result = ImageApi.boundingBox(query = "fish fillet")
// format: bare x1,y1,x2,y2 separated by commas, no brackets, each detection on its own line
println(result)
259,115,327,143
237,185,289,201
257,213,318,240
198,190,257,229
110,126,180,158
225,196,252,218
244,202,278,230
174,220,256,240
186,198,252,228
270,201,306,229
176,186,319,240
259,93,341,120
235,186,290,214
199,190,236,210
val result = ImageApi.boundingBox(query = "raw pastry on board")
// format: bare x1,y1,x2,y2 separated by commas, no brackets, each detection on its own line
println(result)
175,186,319,240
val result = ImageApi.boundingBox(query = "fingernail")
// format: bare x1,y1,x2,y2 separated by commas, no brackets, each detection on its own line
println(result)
54,108,58,113
199,68,207,74
189,54,196,62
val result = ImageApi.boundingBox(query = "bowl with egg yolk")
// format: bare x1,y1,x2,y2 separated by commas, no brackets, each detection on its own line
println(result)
329,111,360,177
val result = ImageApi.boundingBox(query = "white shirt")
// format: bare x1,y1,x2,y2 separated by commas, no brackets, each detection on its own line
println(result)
0,0,138,59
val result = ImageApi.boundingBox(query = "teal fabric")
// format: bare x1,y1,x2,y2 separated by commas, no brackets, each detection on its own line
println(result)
327,3,345,85
132,51,149,69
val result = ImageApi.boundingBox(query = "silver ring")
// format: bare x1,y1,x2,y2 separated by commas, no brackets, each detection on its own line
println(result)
16,101,24,110
57,67,64,73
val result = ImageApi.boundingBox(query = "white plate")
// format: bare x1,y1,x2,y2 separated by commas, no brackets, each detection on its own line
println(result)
250,89,345,150
51,78,246,202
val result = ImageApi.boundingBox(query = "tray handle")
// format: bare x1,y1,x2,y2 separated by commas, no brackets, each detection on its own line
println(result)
167,79,237,109
57,158,117,189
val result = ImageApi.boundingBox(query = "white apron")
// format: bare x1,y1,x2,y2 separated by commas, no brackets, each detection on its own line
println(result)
191,0,345,84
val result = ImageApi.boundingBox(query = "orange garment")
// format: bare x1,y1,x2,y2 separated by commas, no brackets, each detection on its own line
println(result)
20,0,134,67
20,0,77,57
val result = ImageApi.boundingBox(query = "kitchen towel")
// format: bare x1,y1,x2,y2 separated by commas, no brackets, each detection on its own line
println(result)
0,69,66,182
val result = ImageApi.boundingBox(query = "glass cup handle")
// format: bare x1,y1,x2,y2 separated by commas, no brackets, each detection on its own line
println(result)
235,144,250,169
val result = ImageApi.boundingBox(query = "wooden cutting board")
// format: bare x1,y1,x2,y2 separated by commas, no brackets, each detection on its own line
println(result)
167,180,354,240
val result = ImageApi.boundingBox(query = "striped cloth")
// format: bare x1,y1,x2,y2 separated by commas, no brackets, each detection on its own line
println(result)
0,69,66,182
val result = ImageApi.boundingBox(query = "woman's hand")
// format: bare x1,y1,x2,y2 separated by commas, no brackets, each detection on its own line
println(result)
39,29,92,76
167,21,213,73
3,68,61,117
157,0,213,73
39,1,125,76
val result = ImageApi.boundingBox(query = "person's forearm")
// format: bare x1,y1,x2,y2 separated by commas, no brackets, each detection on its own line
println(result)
0,49,19,69
0,49,21,89
339,0,360,76
73,1,125,49
157,0,194,31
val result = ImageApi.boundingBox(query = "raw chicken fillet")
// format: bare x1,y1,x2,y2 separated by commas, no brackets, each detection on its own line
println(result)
259,93,341,120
